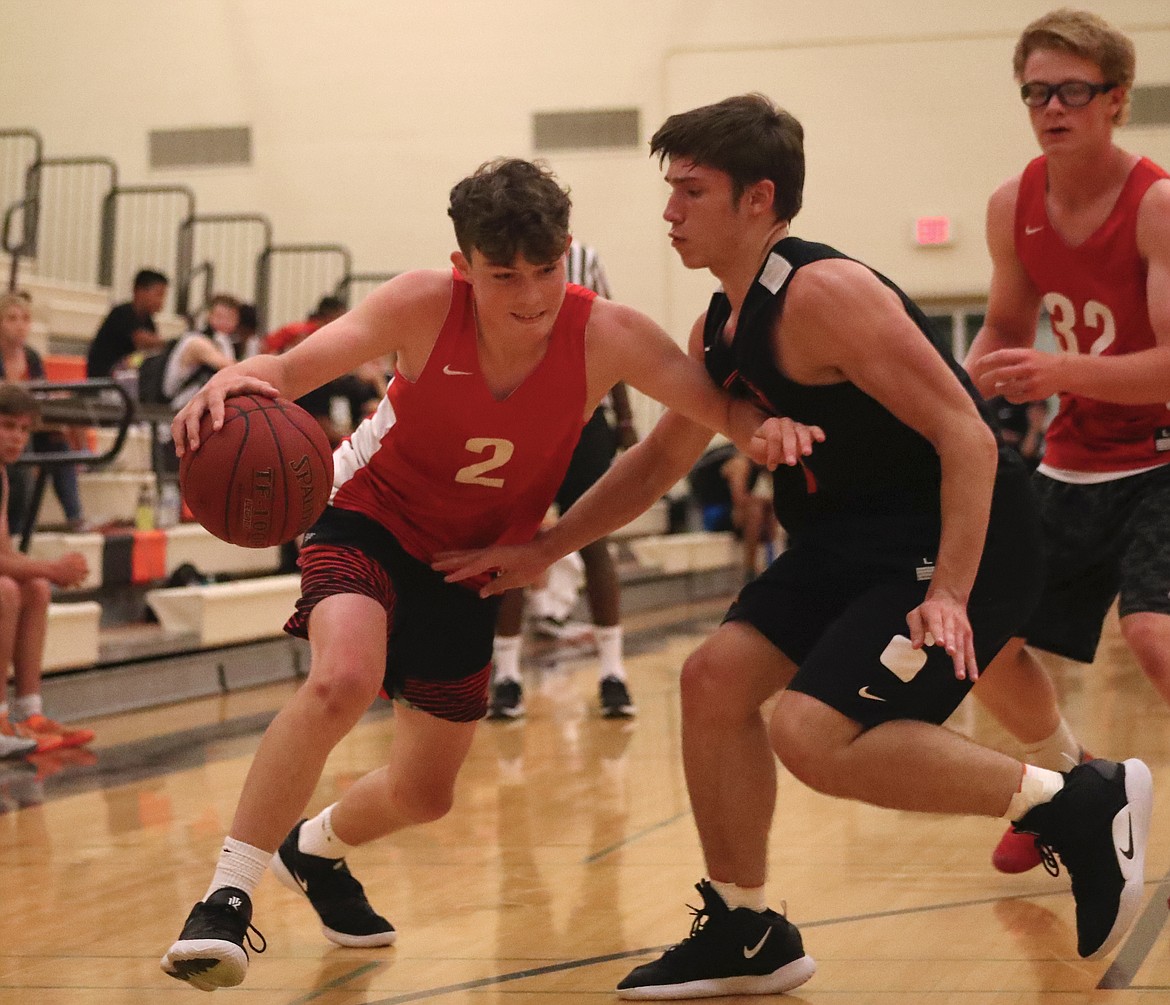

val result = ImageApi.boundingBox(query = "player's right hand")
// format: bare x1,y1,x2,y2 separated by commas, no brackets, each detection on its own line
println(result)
172,372,279,456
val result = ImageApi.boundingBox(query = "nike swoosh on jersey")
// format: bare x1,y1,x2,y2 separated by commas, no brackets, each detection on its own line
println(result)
1025,225,1044,235
443,364,473,376
858,686,887,702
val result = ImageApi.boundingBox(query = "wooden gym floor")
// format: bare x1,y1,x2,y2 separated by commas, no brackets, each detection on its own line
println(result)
0,597,1167,1004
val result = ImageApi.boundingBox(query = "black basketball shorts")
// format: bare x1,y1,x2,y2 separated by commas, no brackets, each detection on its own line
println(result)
284,506,502,722
1024,462,1170,663
555,406,618,513
725,462,1044,729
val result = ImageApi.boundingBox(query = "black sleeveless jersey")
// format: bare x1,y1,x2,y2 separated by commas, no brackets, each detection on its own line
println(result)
703,237,1006,556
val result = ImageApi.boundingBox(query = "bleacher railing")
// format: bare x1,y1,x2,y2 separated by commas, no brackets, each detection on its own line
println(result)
256,243,352,333
0,128,43,290
22,156,118,286
176,213,273,321
99,185,195,312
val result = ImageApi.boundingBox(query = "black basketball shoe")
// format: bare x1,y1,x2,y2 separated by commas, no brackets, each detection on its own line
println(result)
599,676,637,719
1013,757,1152,959
616,880,816,999
161,887,266,991
271,820,397,947
487,679,525,720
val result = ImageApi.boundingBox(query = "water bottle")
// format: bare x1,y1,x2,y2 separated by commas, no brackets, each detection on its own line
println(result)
157,481,182,528
135,482,156,531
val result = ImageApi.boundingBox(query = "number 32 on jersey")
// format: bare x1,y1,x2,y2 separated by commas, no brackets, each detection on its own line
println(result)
454,437,514,488
1043,292,1116,356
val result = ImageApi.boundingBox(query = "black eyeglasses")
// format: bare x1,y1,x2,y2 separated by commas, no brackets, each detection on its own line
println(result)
1020,80,1116,108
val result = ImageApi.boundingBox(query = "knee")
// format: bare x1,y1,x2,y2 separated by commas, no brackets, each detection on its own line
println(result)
680,645,751,728
1120,615,1170,676
20,578,51,610
303,660,383,724
769,693,831,792
0,576,20,608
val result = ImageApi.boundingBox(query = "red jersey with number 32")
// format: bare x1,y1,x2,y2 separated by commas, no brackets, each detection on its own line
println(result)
330,271,593,566
1015,155,1170,472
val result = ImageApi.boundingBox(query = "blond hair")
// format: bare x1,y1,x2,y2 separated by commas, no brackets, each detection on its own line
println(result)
1014,9,1136,125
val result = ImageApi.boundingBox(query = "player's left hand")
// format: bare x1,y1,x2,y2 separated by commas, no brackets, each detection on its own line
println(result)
749,416,825,469
969,347,1062,404
906,590,979,681
434,539,554,597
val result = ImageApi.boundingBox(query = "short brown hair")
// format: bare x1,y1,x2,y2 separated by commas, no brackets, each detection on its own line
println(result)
650,93,805,223
0,382,40,421
448,158,571,264
1013,9,1135,125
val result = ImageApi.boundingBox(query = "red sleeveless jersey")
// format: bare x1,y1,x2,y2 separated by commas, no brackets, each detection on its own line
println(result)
1015,155,1170,472
330,272,593,566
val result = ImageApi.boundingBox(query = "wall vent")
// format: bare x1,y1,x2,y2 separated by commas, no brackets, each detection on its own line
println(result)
149,126,252,168
532,108,640,151
1127,84,1170,127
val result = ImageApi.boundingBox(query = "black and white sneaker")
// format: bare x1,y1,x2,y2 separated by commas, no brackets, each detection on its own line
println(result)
487,679,525,720
161,887,266,991
270,821,396,948
616,880,816,999
599,676,636,719
1014,757,1152,959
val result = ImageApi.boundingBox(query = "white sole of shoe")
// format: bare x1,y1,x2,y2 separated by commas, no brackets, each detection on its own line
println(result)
270,847,397,948
616,953,817,999
1087,757,1153,960
161,940,248,991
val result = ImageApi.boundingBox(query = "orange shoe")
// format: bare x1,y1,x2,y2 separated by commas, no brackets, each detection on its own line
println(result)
0,713,64,754
995,749,1093,874
20,714,95,749
992,826,1043,873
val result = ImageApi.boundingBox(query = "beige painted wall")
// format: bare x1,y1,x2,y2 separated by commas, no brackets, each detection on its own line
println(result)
2,1,1168,345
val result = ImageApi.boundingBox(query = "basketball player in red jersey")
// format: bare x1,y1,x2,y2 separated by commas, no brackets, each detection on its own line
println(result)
963,9,1170,875
160,158,813,991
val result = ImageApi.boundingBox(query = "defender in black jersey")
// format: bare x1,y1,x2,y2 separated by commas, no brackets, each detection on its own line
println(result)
440,95,1152,990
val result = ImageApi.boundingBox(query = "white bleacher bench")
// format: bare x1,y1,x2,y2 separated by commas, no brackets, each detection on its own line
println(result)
26,531,105,591
43,601,101,672
163,524,281,577
628,531,738,574
36,470,155,529
145,574,301,647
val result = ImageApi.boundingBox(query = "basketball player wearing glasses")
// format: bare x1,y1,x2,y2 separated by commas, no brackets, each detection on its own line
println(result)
964,9,1170,875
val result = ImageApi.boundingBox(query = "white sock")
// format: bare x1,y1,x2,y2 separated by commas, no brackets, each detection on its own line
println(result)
493,635,522,684
709,878,767,912
1004,763,1065,821
595,625,624,681
204,836,271,900
298,803,355,859
1021,717,1082,771
13,694,43,720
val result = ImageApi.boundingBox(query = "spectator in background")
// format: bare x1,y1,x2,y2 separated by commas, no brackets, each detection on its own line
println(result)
162,294,242,412
233,303,263,361
0,293,85,533
264,295,346,354
487,240,640,721
86,269,168,378
0,383,93,755
687,441,780,581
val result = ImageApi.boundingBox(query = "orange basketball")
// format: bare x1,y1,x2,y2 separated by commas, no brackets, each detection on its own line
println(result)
179,395,333,547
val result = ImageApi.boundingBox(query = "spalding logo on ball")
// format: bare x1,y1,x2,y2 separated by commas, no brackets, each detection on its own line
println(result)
179,395,334,548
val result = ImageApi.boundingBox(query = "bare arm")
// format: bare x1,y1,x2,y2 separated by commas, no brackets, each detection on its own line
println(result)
965,176,1043,392
787,260,999,677
131,327,164,352
971,179,1170,404
173,270,451,452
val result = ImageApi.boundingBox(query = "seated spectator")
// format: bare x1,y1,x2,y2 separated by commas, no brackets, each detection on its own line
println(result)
687,442,779,580
86,269,168,378
263,295,346,354
0,383,93,755
233,303,263,361
0,293,85,533
162,294,242,411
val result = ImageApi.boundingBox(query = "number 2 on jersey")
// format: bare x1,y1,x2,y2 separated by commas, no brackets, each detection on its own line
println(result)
455,437,514,488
